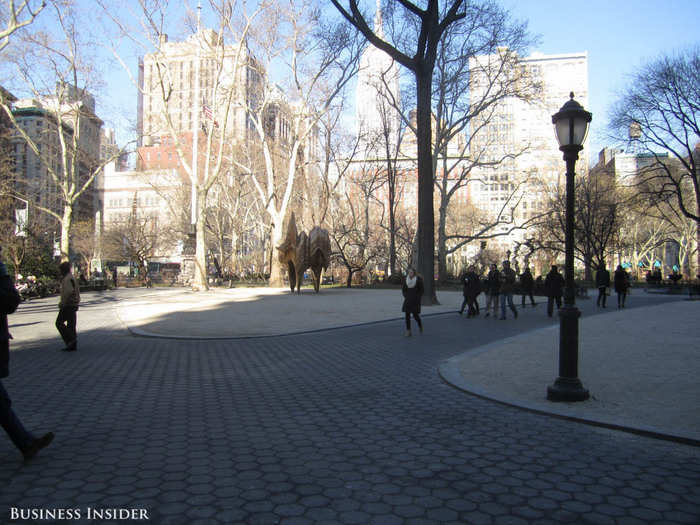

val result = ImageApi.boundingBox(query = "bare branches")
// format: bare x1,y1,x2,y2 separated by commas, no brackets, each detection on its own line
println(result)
609,47,700,226
0,0,46,52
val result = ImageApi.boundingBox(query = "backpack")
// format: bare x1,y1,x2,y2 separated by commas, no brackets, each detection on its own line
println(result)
0,276,21,315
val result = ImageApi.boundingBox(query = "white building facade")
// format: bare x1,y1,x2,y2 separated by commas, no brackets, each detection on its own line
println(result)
468,51,589,256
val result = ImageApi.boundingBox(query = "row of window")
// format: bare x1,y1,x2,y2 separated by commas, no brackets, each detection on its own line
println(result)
107,196,161,208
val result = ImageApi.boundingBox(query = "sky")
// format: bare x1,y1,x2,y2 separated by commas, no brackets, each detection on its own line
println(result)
500,0,699,165
9,0,696,168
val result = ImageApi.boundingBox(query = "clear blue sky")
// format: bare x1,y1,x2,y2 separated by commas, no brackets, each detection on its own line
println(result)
501,0,699,165
50,0,698,166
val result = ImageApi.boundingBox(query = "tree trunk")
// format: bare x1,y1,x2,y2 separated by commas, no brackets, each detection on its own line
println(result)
437,202,448,282
60,204,74,262
268,220,285,287
584,259,593,281
346,268,354,287
415,72,436,304
387,163,397,276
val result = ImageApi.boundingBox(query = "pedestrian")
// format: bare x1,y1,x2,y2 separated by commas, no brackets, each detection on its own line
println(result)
465,266,481,317
56,261,80,352
113,267,118,289
458,269,470,316
595,262,611,308
402,267,423,336
0,245,54,460
614,264,630,308
483,263,500,318
499,260,518,320
545,265,564,317
519,266,536,308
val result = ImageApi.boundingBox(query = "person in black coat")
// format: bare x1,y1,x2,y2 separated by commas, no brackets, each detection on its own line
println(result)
0,245,54,461
595,263,611,308
466,266,481,317
402,267,424,336
544,265,565,317
458,266,481,317
614,265,630,308
519,266,536,307
483,264,501,318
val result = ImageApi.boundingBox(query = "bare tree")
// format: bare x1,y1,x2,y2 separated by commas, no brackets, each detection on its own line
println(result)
430,7,539,280
233,1,361,287
332,0,467,304
101,0,265,289
0,0,45,53
1,2,128,261
102,209,160,281
609,47,700,271
533,174,622,280
330,161,385,287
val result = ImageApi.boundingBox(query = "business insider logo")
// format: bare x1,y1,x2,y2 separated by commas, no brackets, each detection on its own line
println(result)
9,507,149,521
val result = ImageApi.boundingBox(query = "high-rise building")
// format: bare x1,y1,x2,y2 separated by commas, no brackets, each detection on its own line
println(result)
355,0,401,159
468,51,589,255
138,29,258,148
9,83,103,222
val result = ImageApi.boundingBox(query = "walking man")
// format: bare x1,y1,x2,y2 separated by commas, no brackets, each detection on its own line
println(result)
519,266,536,308
596,263,610,307
1,245,54,460
499,261,518,320
56,261,80,351
614,264,630,309
484,264,500,318
545,265,565,318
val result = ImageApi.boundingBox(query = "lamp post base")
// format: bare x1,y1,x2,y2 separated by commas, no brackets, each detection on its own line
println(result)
547,377,590,402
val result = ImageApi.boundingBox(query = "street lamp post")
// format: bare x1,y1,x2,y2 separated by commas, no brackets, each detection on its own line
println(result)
547,92,592,402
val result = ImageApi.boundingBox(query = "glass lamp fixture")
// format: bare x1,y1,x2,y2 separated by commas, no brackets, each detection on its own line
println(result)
552,92,592,148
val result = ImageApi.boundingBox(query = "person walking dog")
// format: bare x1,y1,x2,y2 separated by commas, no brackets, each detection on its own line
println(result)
0,245,54,460
56,261,80,352
402,267,424,337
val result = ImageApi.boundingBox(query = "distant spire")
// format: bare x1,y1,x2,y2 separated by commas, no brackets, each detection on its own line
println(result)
374,0,383,38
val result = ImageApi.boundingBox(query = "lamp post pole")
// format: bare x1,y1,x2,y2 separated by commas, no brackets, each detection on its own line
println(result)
547,146,589,401
547,93,591,402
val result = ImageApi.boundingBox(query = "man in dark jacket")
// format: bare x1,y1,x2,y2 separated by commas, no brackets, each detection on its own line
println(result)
595,263,611,308
459,266,481,317
519,266,536,307
484,264,501,318
0,245,54,460
544,265,565,317
499,260,518,320
614,265,630,309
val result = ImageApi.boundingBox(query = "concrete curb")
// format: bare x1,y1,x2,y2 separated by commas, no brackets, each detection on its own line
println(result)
438,340,700,448
122,310,457,340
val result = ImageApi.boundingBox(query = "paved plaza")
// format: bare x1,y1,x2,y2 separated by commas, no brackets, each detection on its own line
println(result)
1,286,699,524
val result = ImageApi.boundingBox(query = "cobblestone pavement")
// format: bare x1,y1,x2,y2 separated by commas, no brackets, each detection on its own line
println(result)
1,290,699,524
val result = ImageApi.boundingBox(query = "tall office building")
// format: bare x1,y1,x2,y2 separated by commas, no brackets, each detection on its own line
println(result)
468,51,589,254
355,0,401,159
9,84,103,221
138,29,261,149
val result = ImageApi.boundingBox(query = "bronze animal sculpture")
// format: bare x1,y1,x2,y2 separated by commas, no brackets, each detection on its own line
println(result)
277,213,331,293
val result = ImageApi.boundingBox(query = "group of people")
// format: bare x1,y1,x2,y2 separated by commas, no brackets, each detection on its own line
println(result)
595,263,631,309
403,261,634,337
1,243,81,461
458,262,567,320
